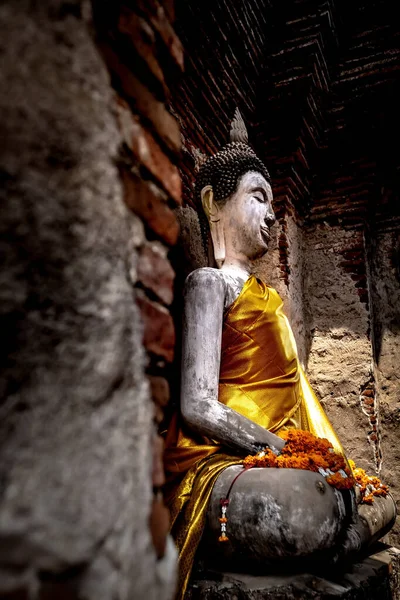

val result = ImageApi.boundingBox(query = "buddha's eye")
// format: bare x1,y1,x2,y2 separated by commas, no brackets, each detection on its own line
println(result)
254,194,265,203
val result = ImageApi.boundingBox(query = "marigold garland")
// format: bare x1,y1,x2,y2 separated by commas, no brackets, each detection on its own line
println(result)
348,459,389,505
242,430,388,501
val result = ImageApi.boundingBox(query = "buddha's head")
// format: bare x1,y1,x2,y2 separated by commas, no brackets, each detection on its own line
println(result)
195,109,275,268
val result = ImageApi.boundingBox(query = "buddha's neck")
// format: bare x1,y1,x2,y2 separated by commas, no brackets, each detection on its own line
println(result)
220,257,252,281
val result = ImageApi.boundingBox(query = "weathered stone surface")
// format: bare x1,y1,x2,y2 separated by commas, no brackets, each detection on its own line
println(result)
0,1,176,598
258,219,378,473
388,546,400,600
301,225,376,469
380,403,400,548
173,206,208,277
369,231,400,408
136,290,175,362
187,545,399,600
256,212,308,361
138,242,175,305
122,169,179,246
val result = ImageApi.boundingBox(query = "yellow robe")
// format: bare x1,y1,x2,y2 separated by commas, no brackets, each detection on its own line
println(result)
164,276,345,599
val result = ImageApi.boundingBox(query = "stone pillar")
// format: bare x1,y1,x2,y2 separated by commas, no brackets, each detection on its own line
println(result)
0,0,178,597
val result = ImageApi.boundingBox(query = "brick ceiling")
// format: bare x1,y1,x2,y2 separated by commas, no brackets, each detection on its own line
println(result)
173,0,400,229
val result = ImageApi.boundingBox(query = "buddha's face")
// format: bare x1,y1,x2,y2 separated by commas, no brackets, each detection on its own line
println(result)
221,171,275,261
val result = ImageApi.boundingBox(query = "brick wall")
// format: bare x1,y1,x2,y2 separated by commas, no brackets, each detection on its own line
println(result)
93,0,184,564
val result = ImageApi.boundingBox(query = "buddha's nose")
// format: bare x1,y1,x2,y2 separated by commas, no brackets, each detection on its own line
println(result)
265,207,276,227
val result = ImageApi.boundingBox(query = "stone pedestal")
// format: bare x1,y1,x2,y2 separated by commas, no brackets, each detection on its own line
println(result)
186,544,400,600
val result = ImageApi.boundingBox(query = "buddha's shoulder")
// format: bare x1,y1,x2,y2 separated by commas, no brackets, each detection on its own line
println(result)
184,267,227,292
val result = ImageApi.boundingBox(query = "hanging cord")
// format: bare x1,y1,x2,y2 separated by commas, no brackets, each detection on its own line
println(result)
218,465,251,542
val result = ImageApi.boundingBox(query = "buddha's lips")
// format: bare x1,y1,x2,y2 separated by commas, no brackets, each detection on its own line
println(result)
261,227,270,242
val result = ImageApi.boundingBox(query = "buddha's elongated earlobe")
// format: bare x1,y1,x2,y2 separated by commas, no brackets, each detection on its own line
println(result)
201,185,225,268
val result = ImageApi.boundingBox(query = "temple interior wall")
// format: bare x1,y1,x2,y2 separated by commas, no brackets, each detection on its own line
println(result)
369,230,400,408
301,225,375,472
369,229,400,545
284,216,309,367
255,210,310,366
256,214,400,545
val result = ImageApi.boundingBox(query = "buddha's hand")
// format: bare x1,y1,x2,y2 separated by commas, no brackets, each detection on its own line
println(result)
354,484,362,505
253,438,285,456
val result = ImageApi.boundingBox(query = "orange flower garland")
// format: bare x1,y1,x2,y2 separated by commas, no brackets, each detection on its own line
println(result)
243,429,352,489
242,430,388,501
348,459,389,505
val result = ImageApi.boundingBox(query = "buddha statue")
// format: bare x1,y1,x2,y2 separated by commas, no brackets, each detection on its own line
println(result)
163,109,396,599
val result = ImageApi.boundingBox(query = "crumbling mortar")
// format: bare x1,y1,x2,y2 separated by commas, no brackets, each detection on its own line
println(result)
277,208,291,287
362,229,384,474
359,372,383,473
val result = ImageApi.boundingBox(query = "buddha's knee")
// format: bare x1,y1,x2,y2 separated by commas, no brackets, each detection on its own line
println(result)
208,466,352,562
356,493,397,546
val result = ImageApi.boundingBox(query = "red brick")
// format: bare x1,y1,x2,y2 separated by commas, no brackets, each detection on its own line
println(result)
342,251,363,260
149,497,170,559
152,433,165,487
340,259,364,268
362,396,374,406
149,430,169,558
357,290,369,303
350,273,365,282
104,52,181,154
136,290,175,362
148,375,170,408
161,0,175,24
121,170,179,245
117,106,181,204
138,242,175,305
135,0,184,71
153,403,164,424
118,9,168,96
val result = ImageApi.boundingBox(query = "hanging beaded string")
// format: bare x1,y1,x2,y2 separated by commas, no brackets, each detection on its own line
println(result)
218,498,229,542
218,465,252,542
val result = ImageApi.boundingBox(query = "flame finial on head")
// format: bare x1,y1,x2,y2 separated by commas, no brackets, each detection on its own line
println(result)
230,108,248,144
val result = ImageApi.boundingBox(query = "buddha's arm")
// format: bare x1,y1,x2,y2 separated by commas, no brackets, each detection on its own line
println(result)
180,268,285,455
